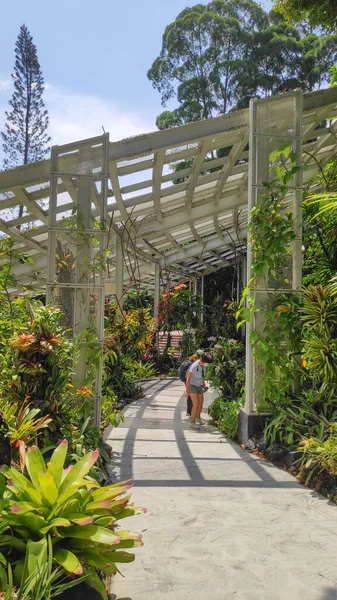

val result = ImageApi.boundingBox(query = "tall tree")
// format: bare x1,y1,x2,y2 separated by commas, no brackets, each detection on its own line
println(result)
273,0,337,30
2,24,50,172
148,0,337,129
148,0,267,128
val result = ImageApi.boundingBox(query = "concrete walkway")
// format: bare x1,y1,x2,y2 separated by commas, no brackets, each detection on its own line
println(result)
106,379,337,600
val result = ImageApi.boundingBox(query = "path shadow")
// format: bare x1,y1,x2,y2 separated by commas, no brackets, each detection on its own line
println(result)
107,379,300,489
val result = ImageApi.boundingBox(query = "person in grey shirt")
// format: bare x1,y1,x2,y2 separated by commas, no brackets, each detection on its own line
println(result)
185,353,212,430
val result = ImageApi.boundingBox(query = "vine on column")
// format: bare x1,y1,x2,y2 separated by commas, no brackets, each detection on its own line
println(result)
237,152,303,411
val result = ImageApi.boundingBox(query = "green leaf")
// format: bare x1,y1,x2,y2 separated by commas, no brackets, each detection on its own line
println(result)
26,446,46,490
39,518,71,534
47,439,68,487
14,512,46,533
63,525,121,545
106,550,135,563
38,472,58,505
59,450,99,496
242,308,251,322
84,567,108,600
54,548,83,575
250,331,259,345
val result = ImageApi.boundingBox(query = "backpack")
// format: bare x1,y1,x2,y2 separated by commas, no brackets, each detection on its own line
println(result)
178,359,193,383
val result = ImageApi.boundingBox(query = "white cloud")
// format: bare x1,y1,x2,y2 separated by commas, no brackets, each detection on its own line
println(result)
0,81,155,156
45,84,154,146
0,78,11,91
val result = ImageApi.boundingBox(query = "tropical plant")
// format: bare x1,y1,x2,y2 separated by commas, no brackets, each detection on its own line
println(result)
0,398,51,456
237,157,303,411
208,395,244,439
206,338,245,401
0,537,88,599
301,284,337,383
0,441,143,600
6,305,75,414
264,392,337,447
297,433,337,486
105,303,155,359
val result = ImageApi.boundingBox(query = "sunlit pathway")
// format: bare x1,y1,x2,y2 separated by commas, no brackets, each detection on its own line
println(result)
106,379,337,600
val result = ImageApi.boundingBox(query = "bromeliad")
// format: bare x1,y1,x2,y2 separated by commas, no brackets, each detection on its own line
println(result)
0,440,144,600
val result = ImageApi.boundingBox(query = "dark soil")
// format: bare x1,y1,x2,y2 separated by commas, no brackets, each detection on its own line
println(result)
243,435,337,504
58,582,104,600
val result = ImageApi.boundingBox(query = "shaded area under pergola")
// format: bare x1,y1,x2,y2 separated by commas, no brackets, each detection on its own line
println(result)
1,88,337,425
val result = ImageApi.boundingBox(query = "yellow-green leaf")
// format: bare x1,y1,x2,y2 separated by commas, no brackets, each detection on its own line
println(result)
54,548,83,575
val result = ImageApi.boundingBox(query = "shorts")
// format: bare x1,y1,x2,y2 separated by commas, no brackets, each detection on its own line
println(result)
190,384,204,395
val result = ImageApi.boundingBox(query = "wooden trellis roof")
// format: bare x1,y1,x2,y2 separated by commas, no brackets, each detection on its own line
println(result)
1,87,337,294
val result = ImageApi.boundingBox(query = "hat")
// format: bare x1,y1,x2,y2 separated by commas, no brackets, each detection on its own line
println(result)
196,349,204,356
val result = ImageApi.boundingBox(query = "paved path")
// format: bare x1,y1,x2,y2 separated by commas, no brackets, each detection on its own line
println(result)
106,379,337,600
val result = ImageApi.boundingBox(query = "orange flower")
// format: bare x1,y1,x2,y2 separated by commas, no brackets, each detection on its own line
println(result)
276,305,290,313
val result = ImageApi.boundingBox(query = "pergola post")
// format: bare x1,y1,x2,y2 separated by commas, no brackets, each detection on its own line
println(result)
240,92,303,443
47,134,109,428
153,263,160,349
115,235,124,316
200,275,205,323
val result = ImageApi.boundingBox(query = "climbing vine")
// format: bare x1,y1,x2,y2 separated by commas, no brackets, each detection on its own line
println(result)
237,152,303,411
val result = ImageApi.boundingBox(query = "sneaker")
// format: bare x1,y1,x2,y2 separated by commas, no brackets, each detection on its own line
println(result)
186,412,191,417
189,422,200,430
196,418,206,425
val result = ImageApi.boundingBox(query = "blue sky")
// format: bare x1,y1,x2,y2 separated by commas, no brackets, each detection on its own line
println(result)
0,0,272,148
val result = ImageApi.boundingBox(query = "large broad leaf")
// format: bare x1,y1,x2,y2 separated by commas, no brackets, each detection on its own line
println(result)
54,548,83,575
14,512,46,534
3,467,42,505
0,535,26,552
113,507,145,520
47,440,68,488
110,539,143,550
63,525,121,545
26,446,46,490
117,530,143,541
84,567,108,600
58,450,99,496
101,550,135,564
10,501,39,514
90,482,133,502
79,550,118,575
66,513,94,526
39,518,71,534
109,496,130,514
50,481,83,517
93,516,115,527
26,538,47,577
38,472,58,505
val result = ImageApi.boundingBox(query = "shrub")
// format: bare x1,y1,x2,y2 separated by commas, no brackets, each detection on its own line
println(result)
297,433,337,485
208,396,244,439
206,338,245,400
0,441,144,600
3,305,76,415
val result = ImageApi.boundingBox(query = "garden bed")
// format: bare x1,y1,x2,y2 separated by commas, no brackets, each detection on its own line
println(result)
243,435,337,503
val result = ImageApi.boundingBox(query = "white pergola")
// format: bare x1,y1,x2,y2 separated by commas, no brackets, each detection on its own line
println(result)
1,88,337,428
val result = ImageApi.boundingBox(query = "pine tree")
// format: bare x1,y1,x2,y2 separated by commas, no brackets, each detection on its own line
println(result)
2,24,50,172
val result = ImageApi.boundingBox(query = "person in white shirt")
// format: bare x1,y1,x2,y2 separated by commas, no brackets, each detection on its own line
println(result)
185,353,212,430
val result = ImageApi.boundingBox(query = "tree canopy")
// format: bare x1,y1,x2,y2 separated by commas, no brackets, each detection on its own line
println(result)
273,0,337,30
148,0,337,129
